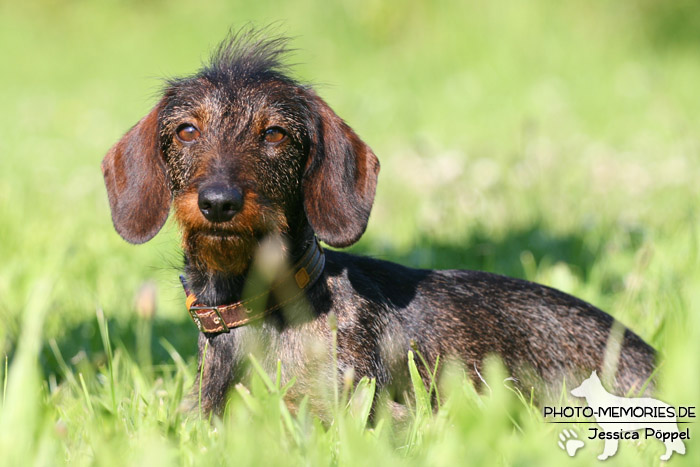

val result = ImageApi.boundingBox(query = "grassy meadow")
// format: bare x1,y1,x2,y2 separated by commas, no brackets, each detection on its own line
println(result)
1,0,699,464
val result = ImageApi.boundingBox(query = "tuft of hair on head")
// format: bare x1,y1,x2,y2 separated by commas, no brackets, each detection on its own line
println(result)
202,26,297,84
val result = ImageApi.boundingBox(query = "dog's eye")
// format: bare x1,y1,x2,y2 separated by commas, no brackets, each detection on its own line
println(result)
176,124,201,143
263,127,287,144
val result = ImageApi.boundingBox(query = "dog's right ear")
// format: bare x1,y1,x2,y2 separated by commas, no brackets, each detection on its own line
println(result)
101,99,171,244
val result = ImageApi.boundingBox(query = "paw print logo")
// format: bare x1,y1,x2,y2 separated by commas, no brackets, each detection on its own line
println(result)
558,428,585,457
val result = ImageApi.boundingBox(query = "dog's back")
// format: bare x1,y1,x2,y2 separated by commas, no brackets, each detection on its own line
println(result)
315,251,655,398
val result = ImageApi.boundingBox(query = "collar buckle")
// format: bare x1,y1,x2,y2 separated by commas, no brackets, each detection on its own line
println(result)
189,305,231,333
187,306,204,332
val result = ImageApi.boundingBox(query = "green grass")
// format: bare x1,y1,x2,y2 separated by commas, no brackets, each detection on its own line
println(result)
1,0,699,465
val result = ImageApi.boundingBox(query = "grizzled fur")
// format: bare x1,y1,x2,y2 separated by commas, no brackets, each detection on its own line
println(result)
102,31,655,416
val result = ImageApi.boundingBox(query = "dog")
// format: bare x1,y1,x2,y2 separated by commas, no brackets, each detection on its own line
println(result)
571,371,685,461
101,31,656,416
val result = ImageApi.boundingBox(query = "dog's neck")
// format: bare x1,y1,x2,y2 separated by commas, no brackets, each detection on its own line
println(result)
183,225,318,307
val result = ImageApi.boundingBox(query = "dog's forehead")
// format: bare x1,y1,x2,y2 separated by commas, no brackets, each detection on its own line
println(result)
163,75,303,122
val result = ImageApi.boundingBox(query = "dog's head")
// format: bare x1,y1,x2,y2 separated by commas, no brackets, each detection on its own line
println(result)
101,32,380,273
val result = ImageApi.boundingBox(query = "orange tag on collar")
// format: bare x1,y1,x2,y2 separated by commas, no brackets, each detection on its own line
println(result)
294,268,310,289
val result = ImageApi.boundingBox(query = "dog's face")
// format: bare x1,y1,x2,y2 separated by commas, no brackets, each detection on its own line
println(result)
161,75,314,273
101,37,380,274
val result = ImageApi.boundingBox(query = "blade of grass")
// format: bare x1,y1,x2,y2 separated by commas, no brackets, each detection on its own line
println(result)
78,372,95,416
160,337,191,377
247,353,276,393
96,308,116,413
234,383,261,413
0,278,53,465
279,398,301,447
406,350,431,452
48,338,80,391
407,351,430,413
349,376,376,429
198,339,209,418
328,312,339,411
2,354,6,407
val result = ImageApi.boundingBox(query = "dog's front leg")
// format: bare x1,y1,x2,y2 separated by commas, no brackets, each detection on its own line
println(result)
191,332,240,414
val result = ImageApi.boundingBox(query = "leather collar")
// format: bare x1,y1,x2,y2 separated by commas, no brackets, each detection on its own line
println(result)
180,237,325,333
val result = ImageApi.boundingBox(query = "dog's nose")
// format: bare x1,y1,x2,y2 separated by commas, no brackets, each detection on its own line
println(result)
198,184,243,223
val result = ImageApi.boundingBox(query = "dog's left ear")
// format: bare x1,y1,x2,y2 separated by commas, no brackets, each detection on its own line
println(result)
101,98,171,244
302,90,380,248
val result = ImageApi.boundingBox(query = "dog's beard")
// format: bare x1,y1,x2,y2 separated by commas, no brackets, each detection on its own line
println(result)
182,219,291,274
174,190,288,275
183,231,259,274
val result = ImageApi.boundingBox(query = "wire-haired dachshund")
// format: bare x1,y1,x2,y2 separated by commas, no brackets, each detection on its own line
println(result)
101,31,655,416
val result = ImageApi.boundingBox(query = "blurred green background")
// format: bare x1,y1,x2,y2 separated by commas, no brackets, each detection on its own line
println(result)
0,0,699,465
